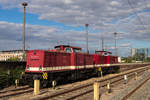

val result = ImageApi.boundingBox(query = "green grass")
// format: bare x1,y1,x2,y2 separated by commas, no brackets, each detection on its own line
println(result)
0,66,25,89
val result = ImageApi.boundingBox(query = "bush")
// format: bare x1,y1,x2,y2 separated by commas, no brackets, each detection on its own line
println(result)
7,57,20,61
0,72,9,89
0,66,25,89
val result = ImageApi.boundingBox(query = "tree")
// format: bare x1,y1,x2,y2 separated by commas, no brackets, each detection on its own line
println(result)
7,56,20,61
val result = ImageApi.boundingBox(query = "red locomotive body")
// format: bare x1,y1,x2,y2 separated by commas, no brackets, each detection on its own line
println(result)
25,45,118,87
26,50,44,73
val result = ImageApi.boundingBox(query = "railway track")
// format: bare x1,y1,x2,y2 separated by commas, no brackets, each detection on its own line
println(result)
0,85,33,98
30,65,150,100
0,65,149,100
121,72,150,100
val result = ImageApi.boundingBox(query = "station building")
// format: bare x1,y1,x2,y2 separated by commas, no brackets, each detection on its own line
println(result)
0,50,26,61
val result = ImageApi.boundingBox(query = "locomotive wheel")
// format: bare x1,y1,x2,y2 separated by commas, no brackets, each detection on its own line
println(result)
40,80,48,88
97,71,101,77
28,81,34,87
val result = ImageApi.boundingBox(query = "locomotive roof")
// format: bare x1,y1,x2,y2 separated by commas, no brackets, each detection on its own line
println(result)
54,45,82,50
95,50,112,54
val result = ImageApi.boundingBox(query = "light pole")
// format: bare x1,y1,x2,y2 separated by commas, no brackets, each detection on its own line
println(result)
22,2,28,52
85,24,89,53
114,32,117,56
101,37,104,51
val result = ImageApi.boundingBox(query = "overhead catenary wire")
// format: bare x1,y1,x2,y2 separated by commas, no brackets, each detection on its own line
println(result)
143,0,148,10
127,0,147,31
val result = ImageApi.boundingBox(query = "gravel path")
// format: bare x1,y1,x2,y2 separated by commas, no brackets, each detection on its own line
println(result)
3,68,150,100
109,71,150,100
128,75,150,100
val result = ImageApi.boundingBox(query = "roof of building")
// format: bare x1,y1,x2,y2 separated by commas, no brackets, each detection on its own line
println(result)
0,50,27,53
95,50,112,54
54,45,82,50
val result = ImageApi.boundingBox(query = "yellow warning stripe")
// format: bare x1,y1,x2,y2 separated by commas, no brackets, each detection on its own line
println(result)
42,72,48,79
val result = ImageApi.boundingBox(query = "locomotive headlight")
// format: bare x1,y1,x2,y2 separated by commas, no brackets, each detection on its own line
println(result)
26,66,29,70
21,72,25,75
39,66,42,71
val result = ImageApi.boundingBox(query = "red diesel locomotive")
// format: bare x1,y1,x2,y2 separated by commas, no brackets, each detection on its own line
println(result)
25,45,118,87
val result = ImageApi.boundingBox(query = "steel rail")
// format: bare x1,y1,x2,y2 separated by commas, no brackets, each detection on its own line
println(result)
31,65,150,100
0,86,30,94
0,88,33,98
122,73,150,100
64,69,146,100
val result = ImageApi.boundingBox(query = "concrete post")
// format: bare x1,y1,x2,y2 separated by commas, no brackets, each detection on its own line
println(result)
15,79,19,88
34,80,40,95
7,70,10,87
52,80,57,89
93,81,100,100
124,75,128,84
135,72,138,80
107,81,111,93
101,71,103,77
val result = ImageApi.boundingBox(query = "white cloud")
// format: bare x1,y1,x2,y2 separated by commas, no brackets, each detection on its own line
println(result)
110,1,120,6
64,0,72,4
0,0,150,56
0,0,149,28
120,42,131,47
0,21,109,51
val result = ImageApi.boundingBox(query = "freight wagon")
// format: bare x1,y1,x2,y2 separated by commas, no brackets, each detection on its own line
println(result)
24,45,118,87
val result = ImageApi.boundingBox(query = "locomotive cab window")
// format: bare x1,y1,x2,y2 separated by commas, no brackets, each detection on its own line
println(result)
55,47,60,50
65,47,73,53
104,52,108,56
73,49,81,53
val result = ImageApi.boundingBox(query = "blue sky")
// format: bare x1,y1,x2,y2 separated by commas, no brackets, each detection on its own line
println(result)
0,7,98,33
0,0,150,57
